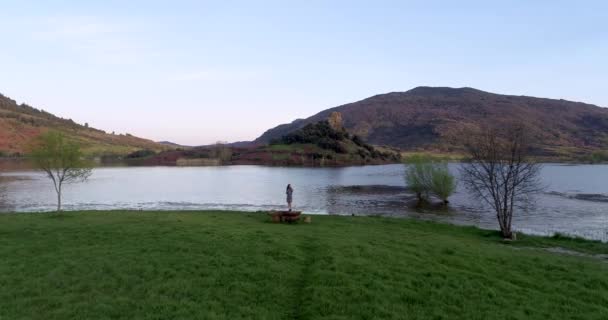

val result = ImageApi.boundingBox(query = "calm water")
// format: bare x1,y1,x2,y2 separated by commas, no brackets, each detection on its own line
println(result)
1,163,607,241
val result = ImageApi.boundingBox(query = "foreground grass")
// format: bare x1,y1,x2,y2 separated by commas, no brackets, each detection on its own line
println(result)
0,211,607,319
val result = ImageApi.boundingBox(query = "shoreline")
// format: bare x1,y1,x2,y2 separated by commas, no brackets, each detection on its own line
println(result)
3,156,608,168
2,209,607,249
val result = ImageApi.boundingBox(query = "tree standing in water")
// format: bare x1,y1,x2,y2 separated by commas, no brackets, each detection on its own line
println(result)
404,154,456,206
30,131,92,212
430,163,457,205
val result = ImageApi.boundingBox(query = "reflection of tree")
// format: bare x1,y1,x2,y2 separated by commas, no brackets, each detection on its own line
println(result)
323,169,346,215
0,176,7,212
326,184,415,217
324,185,340,215
0,172,18,212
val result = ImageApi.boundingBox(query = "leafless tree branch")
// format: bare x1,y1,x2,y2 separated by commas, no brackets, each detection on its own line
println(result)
459,125,542,239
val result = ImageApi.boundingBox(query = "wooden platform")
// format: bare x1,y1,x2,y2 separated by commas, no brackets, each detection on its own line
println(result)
268,211,302,223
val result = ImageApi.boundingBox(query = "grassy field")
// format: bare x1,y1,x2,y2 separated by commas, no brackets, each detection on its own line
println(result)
0,211,607,319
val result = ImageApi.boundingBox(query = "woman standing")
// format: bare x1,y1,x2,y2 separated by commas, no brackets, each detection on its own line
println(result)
286,184,294,211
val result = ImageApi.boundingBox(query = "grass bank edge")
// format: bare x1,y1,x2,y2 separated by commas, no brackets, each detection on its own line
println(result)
2,209,607,256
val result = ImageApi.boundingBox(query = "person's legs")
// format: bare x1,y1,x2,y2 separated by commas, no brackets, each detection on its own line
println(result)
288,200,292,211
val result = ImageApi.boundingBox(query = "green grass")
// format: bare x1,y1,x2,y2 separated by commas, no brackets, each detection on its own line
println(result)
401,151,465,162
267,143,318,153
271,153,291,161
0,211,607,319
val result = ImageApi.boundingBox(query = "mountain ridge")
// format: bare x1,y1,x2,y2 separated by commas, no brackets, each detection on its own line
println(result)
255,87,608,157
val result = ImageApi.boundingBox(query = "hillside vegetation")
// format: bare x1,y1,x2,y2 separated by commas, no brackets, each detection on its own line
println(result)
256,87,608,159
140,113,400,166
0,211,607,319
264,117,400,165
0,93,165,156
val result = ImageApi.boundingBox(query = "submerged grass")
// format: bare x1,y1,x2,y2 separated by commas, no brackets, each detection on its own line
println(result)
0,210,607,319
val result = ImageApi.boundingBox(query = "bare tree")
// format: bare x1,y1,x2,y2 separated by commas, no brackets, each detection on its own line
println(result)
30,131,92,211
459,126,542,239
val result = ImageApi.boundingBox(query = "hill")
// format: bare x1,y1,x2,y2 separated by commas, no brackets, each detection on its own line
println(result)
256,87,608,158
157,141,192,148
232,115,399,166
141,114,400,167
0,93,165,156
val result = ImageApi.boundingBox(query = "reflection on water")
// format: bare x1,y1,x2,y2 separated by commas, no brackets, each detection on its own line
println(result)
0,180,6,211
0,163,607,241
547,191,608,203
0,174,25,212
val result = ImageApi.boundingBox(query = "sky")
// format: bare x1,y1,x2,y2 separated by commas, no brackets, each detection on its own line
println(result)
1,0,607,145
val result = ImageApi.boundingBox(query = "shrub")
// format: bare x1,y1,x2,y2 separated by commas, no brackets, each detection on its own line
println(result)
126,149,156,159
404,155,435,204
430,164,457,204
357,149,369,158
279,121,349,151
588,151,608,163
404,154,456,205
352,135,364,146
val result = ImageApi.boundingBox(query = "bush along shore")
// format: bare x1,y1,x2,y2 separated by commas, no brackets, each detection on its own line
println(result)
0,210,607,319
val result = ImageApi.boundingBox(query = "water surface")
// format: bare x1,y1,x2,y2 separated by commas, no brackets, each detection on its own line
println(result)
1,164,607,241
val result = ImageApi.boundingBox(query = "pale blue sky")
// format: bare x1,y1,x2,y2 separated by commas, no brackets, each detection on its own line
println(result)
1,0,606,145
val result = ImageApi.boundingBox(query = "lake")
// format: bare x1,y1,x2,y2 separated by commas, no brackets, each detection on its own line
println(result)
1,163,607,241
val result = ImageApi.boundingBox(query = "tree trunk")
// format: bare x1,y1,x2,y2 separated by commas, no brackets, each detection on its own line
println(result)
416,192,424,207
500,218,512,239
57,185,62,212
496,209,513,239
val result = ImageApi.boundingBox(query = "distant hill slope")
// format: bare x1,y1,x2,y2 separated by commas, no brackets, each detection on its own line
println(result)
141,113,400,167
158,141,191,148
0,93,165,156
256,87,608,157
